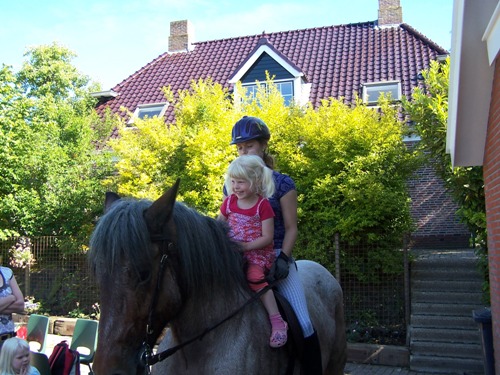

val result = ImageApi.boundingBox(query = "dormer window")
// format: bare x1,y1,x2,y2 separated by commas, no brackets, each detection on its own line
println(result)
362,81,401,104
229,40,310,107
243,80,294,106
129,103,168,124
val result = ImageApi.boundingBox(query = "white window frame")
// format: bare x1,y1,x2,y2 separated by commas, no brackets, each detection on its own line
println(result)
128,103,168,124
362,81,401,105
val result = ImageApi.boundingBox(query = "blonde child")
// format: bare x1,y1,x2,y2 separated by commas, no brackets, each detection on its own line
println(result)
218,154,288,348
0,337,40,375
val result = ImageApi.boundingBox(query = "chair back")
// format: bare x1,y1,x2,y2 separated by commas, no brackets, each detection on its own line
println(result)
30,351,51,375
70,318,99,365
27,314,49,353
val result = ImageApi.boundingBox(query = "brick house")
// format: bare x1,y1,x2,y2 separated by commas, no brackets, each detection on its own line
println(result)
94,0,470,248
447,0,500,372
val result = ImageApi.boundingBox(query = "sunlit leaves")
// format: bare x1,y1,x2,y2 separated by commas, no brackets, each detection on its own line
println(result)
110,78,417,252
0,44,117,239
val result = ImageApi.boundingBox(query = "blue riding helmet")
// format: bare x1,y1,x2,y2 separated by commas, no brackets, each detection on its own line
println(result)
230,116,271,145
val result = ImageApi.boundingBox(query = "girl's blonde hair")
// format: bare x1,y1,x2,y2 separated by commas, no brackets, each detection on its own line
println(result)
225,155,275,199
0,337,32,374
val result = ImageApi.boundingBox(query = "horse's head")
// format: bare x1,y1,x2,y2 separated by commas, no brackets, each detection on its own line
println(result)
89,180,183,375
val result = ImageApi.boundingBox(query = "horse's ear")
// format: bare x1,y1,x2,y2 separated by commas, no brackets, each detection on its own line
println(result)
144,179,180,235
105,192,121,213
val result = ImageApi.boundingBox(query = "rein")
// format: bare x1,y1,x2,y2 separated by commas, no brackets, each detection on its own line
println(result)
141,234,279,369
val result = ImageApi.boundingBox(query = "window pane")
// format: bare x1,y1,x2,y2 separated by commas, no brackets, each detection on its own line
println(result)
277,82,293,96
245,85,258,99
138,107,163,119
276,81,293,106
365,82,400,103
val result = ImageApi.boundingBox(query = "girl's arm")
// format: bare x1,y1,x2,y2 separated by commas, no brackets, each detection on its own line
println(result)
279,190,298,258
240,217,274,251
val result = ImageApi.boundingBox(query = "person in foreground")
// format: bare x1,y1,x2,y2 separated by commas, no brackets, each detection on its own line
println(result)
227,116,323,374
0,263,25,350
219,154,288,348
0,337,40,375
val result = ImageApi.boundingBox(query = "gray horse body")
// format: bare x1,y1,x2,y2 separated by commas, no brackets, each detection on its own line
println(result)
153,260,346,375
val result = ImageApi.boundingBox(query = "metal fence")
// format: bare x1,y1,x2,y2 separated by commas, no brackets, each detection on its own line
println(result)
339,239,408,346
1,236,408,345
0,237,98,316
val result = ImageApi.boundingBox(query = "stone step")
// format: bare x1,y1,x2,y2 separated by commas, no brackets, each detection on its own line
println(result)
411,290,483,304
409,249,485,374
410,341,483,359
411,249,478,264
411,314,478,329
410,354,484,375
410,327,481,344
412,279,483,293
412,302,484,317
411,268,483,282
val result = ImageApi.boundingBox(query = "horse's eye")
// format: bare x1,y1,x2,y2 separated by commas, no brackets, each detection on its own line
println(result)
122,266,151,285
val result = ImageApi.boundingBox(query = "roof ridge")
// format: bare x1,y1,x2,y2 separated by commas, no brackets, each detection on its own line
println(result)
193,21,378,45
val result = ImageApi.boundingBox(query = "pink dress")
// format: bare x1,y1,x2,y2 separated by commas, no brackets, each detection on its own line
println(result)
220,194,275,270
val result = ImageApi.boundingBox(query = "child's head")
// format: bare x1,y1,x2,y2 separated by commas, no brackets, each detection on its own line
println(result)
0,337,31,374
225,155,275,198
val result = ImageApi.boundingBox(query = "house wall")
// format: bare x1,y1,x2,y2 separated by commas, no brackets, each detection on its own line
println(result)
484,57,500,374
406,141,471,248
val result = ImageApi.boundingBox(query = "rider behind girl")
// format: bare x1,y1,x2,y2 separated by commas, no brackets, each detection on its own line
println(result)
218,154,288,348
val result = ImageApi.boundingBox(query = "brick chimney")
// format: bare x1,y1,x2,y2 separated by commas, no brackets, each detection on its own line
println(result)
168,20,195,53
378,0,403,26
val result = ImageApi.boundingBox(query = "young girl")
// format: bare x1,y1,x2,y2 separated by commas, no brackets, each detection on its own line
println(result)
218,154,288,348
0,337,40,375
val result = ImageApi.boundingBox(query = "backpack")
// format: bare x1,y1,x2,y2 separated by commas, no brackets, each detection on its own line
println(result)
48,340,81,375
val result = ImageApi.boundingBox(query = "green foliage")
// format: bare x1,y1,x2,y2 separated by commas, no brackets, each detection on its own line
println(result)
0,43,118,243
402,57,489,303
286,98,417,247
67,302,88,319
109,78,417,278
109,78,238,215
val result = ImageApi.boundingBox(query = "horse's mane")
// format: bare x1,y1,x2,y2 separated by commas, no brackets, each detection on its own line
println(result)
89,197,248,300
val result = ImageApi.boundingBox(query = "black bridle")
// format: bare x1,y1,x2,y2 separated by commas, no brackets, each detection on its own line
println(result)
139,235,279,371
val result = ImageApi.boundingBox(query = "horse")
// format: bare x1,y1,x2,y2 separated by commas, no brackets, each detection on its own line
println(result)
88,180,346,375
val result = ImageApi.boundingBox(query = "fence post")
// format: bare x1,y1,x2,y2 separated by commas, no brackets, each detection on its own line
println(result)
24,263,30,297
404,234,410,347
334,233,340,282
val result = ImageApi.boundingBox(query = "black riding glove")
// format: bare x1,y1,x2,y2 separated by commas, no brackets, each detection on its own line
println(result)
271,252,290,281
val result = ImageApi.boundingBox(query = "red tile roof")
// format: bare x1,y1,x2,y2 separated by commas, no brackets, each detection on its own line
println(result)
96,21,448,123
